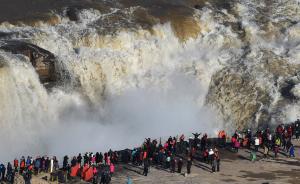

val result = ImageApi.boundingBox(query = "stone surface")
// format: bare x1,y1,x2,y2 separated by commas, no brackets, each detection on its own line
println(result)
207,67,271,129
207,50,300,129
0,40,57,85
17,140,300,184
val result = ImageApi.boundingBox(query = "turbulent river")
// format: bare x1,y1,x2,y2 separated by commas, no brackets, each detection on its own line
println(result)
1,0,300,160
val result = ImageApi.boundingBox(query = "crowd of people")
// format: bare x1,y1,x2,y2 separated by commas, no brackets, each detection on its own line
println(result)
229,120,300,161
0,120,299,183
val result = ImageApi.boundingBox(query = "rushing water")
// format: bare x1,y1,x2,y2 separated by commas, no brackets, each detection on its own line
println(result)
0,0,300,161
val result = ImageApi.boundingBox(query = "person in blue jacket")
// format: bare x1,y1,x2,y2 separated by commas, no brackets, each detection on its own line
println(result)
0,163,6,182
289,144,295,157
126,176,132,184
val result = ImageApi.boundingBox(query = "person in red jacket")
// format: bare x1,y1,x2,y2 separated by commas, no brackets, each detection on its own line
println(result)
20,157,26,174
14,159,19,172
287,125,293,138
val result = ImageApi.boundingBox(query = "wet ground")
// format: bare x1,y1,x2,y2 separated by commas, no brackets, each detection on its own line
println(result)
109,142,300,184
16,139,300,184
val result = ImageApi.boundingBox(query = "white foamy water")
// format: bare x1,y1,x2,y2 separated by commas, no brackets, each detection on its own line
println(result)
0,1,300,161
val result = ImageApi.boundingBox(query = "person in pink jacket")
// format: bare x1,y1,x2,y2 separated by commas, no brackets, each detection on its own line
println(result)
110,163,115,176
91,156,96,165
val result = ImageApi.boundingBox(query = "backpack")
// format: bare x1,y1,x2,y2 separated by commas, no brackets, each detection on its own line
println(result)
275,138,281,146
20,161,25,168
14,160,18,167
235,141,240,148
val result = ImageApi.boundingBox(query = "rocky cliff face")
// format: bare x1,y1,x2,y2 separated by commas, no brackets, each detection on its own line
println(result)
0,41,57,86
207,50,300,129
207,66,271,129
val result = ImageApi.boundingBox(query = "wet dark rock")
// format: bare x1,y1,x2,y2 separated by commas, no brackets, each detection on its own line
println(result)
0,40,57,86
280,80,297,100
0,32,12,38
194,4,202,10
66,7,80,21
207,67,272,129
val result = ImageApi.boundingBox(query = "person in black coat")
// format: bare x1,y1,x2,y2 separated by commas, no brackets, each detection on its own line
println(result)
0,163,6,182
6,169,15,184
71,157,77,167
143,159,149,176
77,154,82,165
186,157,192,174
170,157,176,173
63,155,69,170
6,162,14,183
99,153,103,164
96,152,100,164
23,169,32,184
177,158,183,173
100,170,111,184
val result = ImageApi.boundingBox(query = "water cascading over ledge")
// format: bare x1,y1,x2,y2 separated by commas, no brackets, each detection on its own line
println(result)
0,40,57,86
1,0,300,160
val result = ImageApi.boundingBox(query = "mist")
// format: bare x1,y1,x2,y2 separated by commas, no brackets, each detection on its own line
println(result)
0,70,221,163
0,7,230,163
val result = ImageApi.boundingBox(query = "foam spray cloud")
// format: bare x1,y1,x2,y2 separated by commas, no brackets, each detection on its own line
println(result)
0,55,222,161
0,6,237,161
41,74,220,159
6,0,300,162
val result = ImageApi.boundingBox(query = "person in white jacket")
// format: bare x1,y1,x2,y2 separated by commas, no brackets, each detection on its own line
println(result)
208,149,214,165
254,137,260,152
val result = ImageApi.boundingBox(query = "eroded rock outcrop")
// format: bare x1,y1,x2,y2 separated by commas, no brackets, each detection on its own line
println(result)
0,40,57,85
207,50,300,129
207,67,271,129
